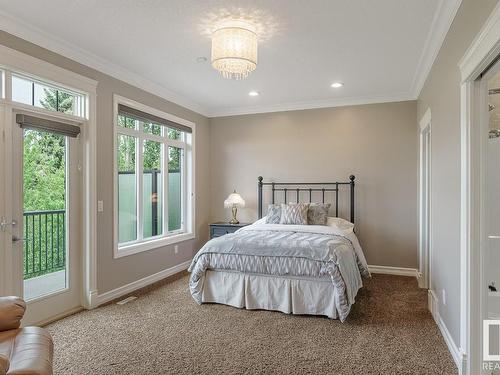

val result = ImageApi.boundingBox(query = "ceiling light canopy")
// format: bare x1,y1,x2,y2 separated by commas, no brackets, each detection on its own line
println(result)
331,82,344,88
211,21,258,80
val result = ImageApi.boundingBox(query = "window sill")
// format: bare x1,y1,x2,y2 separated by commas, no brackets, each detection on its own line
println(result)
114,232,195,259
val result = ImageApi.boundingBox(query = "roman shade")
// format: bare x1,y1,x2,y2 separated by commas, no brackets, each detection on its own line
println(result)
118,104,192,134
16,114,81,138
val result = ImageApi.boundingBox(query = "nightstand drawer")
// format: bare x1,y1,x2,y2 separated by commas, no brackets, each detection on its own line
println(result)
209,222,250,239
211,227,233,237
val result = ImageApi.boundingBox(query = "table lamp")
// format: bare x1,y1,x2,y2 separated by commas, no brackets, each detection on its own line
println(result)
224,191,245,224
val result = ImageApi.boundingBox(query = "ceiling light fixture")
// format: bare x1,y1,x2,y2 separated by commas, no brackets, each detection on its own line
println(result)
211,21,258,80
331,82,344,88
249,91,259,96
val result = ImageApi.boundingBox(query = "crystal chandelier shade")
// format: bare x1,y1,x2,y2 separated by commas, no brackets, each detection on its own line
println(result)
211,24,258,80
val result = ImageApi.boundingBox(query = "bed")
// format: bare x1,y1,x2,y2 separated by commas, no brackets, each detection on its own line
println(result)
188,176,370,322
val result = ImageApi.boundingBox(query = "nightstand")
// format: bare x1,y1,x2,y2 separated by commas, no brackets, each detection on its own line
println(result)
210,222,250,239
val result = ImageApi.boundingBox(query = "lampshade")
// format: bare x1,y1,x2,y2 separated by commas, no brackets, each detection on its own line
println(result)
211,22,258,80
224,191,245,208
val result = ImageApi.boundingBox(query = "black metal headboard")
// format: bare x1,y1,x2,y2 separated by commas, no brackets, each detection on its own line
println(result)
258,175,356,223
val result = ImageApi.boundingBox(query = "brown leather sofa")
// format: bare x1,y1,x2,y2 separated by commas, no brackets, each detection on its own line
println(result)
0,297,53,375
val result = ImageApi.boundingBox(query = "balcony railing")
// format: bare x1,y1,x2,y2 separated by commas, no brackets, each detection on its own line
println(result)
23,209,65,280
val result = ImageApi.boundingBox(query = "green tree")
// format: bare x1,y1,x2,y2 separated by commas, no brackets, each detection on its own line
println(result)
22,89,68,279
23,89,69,211
117,115,182,173
143,141,161,170
39,88,74,114
23,131,65,211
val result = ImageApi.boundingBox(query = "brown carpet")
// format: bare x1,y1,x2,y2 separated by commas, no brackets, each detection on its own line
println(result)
47,273,457,374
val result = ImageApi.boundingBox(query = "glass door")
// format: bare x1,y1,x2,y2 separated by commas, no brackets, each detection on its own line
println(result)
11,113,82,325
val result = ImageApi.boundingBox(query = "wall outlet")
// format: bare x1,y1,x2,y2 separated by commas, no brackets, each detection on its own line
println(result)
97,200,104,212
174,245,179,254
442,289,446,306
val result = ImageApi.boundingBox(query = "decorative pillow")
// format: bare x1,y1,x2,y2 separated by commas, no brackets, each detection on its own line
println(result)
307,203,331,225
279,203,309,225
327,217,355,233
265,204,281,224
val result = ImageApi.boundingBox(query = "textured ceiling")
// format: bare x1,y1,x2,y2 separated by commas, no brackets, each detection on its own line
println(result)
0,0,460,116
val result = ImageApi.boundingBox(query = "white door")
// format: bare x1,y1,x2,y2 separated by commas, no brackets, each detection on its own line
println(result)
9,111,82,325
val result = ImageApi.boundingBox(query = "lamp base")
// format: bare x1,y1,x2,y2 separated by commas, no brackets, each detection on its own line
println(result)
229,206,239,224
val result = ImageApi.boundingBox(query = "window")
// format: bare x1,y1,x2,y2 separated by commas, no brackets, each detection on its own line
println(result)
115,97,194,256
117,134,137,243
168,146,183,231
11,73,85,117
142,140,163,239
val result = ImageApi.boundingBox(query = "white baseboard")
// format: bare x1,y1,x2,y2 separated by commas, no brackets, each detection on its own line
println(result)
368,265,418,278
91,259,191,307
428,290,466,374
416,271,426,288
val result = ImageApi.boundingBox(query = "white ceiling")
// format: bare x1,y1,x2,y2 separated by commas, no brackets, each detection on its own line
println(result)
0,0,461,117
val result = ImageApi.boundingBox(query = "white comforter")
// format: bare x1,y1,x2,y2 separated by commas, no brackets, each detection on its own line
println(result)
238,220,369,273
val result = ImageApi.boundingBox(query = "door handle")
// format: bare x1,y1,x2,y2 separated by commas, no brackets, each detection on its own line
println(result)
488,235,500,239
0,218,17,232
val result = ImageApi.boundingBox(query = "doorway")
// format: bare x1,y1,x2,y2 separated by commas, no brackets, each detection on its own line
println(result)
0,47,98,325
10,113,83,325
459,7,500,370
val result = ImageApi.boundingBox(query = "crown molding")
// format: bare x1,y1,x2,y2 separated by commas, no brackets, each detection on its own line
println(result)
207,91,415,118
410,0,462,98
459,0,500,82
0,10,209,117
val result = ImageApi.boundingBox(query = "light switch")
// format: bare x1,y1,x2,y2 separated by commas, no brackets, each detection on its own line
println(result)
97,200,104,212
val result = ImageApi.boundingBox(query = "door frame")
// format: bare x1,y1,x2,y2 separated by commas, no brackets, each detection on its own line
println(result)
12,111,83,324
0,45,98,315
459,2,500,374
418,108,432,290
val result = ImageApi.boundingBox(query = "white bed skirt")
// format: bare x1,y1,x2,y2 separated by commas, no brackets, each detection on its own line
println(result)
201,270,338,319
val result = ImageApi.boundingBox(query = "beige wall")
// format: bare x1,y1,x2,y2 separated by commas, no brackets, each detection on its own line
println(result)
210,101,418,268
417,0,498,346
0,32,211,294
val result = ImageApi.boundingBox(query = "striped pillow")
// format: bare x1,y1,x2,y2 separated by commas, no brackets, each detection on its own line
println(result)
279,203,309,225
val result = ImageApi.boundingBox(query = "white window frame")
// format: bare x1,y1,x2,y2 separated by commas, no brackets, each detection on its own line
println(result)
10,71,87,118
113,95,195,258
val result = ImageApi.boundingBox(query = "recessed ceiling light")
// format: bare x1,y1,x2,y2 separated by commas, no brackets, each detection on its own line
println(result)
331,82,344,88
249,91,260,97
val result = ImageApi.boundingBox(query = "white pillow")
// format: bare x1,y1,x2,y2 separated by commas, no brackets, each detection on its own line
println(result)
254,216,267,225
326,217,354,233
